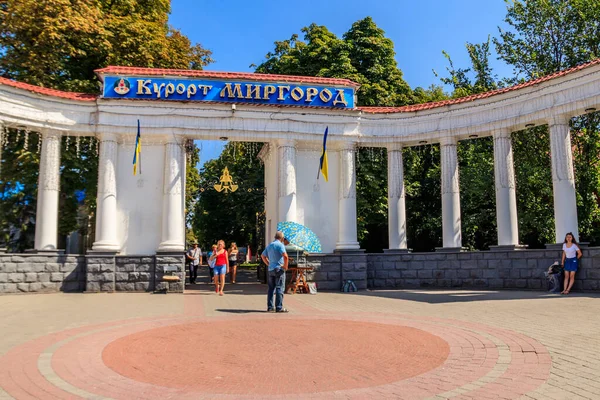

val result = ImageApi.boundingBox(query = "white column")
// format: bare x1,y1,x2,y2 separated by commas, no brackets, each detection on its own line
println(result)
493,128,519,246
92,133,120,251
277,139,297,223
387,144,407,249
440,137,462,249
34,131,61,251
549,115,579,242
336,142,360,250
158,136,185,252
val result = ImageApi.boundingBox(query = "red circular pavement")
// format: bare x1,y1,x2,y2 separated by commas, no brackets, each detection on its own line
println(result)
102,319,449,395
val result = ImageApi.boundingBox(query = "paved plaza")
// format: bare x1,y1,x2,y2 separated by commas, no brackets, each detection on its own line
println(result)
1,276,600,399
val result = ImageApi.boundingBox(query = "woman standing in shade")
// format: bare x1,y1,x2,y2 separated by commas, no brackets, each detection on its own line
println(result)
562,232,582,295
228,242,239,283
210,240,229,295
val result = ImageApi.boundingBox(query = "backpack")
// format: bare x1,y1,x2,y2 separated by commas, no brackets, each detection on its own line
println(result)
342,280,357,293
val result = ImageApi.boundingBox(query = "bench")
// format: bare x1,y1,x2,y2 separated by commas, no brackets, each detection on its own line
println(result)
161,266,181,293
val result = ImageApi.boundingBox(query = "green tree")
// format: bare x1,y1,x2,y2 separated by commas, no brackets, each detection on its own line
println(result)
0,0,212,251
494,0,600,245
256,17,414,250
436,38,499,250
0,130,39,252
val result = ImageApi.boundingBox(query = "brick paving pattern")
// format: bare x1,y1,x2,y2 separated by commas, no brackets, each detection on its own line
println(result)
0,281,599,399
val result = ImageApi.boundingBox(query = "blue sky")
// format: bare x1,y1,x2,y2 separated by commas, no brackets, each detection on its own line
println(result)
169,0,514,163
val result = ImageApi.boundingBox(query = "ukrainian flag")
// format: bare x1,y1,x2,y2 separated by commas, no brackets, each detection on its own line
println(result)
133,119,142,175
319,126,329,181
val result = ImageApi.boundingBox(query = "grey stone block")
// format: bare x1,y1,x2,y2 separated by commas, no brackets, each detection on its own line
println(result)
489,279,503,288
482,269,497,279
519,269,532,278
385,279,396,287
0,263,16,273
315,281,340,291
473,279,488,287
402,270,417,279
11,256,26,263
444,270,458,279
409,261,424,270
477,259,488,268
41,282,61,291
0,273,7,283
60,263,79,273
85,282,102,292
116,282,135,291
527,279,543,289
135,282,150,292
29,282,43,291
583,280,600,290
38,273,50,283
462,260,478,269
424,261,440,270
515,279,528,288
375,270,388,279
418,270,432,278
45,263,60,272
457,270,470,279
469,270,482,279
100,282,115,292
457,253,472,260
9,273,25,283
373,279,387,288
587,270,600,279
115,272,129,282
0,283,18,293
513,259,527,269
49,272,64,282
327,272,341,282
17,283,30,292
388,270,402,279
63,272,79,282
404,279,420,287
436,279,452,287
382,262,396,270
25,272,38,283
342,272,366,281
419,279,435,287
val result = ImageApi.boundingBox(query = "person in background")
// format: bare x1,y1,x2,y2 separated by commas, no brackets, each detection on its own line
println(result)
561,232,582,295
207,244,217,284
228,242,239,283
261,231,289,313
186,242,201,284
210,240,229,296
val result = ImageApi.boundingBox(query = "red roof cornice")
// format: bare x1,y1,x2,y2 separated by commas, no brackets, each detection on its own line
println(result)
1,58,599,111
94,66,361,88
358,58,600,114
0,76,97,101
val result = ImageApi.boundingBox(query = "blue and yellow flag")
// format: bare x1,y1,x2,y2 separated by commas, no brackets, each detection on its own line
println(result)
133,119,142,175
318,126,329,181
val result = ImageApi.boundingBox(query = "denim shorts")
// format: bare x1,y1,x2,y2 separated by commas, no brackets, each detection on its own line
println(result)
214,265,227,275
564,257,578,272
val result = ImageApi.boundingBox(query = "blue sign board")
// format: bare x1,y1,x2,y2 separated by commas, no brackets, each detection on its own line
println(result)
102,76,355,108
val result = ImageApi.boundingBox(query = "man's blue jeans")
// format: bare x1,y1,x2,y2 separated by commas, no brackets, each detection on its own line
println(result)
267,269,286,311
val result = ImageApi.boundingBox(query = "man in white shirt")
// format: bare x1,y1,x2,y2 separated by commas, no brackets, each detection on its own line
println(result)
186,242,202,284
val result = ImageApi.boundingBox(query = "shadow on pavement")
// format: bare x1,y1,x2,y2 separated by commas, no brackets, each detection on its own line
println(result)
350,288,600,304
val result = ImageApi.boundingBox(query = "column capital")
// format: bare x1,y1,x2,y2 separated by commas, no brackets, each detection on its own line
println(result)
335,141,357,151
39,130,62,139
547,113,571,127
97,132,120,142
492,127,511,138
386,143,404,152
276,138,296,148
439,136,457,146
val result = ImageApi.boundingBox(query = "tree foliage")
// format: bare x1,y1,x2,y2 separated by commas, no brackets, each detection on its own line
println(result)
494,0,600,245
0,0,212,251
256,17,415,250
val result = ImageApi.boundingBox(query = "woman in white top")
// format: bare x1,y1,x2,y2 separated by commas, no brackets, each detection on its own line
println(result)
561,232,582,295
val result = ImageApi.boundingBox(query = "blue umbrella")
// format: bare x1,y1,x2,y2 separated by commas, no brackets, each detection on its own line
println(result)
276,221,322,253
